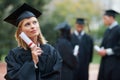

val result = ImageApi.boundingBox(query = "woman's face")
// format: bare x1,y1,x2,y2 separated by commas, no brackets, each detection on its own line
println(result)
20,17,40,38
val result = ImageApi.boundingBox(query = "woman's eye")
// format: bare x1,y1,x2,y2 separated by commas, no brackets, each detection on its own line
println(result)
33,21,37,24
24,23,30,27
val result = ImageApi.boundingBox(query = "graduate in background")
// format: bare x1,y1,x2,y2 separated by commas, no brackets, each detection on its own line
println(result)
71,18,93,80
4,3,62,80
97,9,120,80
55,22,78,80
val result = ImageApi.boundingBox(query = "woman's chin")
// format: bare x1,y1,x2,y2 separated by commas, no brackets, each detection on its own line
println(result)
29,35,38,38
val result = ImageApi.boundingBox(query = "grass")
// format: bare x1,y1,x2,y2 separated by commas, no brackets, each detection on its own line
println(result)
0,54,6,62
92,51,101,64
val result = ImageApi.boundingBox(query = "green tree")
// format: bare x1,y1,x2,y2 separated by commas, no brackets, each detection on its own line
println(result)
51,0,102,26
41,0,103,45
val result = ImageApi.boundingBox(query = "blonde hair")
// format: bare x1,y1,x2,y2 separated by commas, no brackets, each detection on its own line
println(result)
15,19,47,50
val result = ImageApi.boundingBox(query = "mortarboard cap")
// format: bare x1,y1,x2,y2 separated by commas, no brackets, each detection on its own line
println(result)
76,18,85,25
4,3,42,27
104,8,120,18
55,22,70,30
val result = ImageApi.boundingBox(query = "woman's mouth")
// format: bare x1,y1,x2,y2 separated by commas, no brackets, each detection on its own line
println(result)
31,30,37,33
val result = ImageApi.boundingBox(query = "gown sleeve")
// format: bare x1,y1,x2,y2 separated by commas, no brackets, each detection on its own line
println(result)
40,45,62,80
5,49,36,80
112,29,120,57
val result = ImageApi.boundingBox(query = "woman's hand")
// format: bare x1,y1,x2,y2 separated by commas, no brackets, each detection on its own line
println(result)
31,45,42,64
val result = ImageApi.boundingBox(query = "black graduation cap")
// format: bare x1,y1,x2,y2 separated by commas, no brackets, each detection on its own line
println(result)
76,18,85,25
104,9,120,18
76,18,91,32
55,22,70,30
4,3,42,27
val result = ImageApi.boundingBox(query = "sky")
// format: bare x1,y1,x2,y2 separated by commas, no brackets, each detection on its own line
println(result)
91,0,120,30
101,0,120,10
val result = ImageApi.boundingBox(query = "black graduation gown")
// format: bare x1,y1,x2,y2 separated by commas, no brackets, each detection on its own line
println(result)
4,44,62,80
71,33,93,80
55,37,78,80
98,25,120,80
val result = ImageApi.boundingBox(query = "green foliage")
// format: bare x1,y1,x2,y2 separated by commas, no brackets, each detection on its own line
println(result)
91,25,106,39
41,0,103,46
92,52,101,64
40,21,58,45
51,0,102,26
116,15,120,24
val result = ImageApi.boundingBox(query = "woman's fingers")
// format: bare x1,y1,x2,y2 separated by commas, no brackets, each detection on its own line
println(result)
36,49,43,55
31,46,43,64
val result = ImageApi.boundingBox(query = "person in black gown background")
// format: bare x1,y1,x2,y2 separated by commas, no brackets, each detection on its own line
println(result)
97,9,120,80
4,3,62,80
54,22,78,80
71,18,93,80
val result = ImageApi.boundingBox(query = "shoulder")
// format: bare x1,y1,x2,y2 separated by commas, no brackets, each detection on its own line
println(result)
6,47,26,60
58,38,68,43
42,44,62,59
117,26,120,35
113,25,120,34
9,47,23,54
41,44,57,55
71,32,77,40
12,47,25,52
84,33,93,40
82,34,93,44
41,44,54,50
112,25,120,30
8,47,29,57
114,25,120,29
116,25,120,30
71,32,76,37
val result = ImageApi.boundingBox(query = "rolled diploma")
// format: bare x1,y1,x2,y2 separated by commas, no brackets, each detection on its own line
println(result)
73,45,79,56
94,45,101,52
19,32,35,48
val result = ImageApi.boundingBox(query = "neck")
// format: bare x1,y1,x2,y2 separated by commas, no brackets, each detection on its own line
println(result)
30,36,38,45
77,30,82,33
110,19,115,25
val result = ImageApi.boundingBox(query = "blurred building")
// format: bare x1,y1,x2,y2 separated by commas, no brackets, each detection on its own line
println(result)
101,0,120,10
90,0,120,31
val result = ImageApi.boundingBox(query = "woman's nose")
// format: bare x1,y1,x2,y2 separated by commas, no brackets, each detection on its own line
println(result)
31,23,35,29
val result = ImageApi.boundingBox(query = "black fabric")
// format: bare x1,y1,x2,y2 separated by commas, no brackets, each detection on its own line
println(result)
76,18,85,25
4,3,42,26
71,33,93,80
55,37,78,80
104,9,119,18
55,22,70,30
16,11,35,25
4,44,62,80
98,25,120,80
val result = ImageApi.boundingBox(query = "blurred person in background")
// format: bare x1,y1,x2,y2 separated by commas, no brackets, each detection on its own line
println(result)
54,22,78,80
71,18,93,80
97,9,120,80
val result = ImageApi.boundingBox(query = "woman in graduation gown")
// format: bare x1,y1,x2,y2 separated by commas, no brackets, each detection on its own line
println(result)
4,3,62,80
54,22,78,80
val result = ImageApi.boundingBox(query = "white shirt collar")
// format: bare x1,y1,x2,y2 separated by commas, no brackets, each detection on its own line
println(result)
74,30,85,36
109,21,118,29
